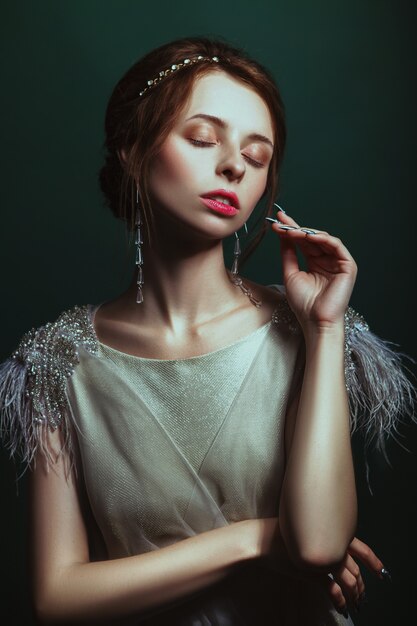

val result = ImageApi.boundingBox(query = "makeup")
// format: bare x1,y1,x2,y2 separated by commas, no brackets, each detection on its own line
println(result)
200,189,240,216
200,197,239,216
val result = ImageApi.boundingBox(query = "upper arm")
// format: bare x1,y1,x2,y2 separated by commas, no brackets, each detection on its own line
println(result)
29,427,90,605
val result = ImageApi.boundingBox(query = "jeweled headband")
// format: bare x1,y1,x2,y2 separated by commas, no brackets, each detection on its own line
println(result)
139,55,220,97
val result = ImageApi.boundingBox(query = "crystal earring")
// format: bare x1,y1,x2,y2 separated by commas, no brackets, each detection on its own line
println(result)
230,222,248,276
229,223,262,308
135,188,144,304
230,230,241,277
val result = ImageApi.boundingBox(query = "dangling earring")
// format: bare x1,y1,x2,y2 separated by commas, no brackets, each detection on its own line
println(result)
231,230,241,277
230,222,249,276
229,223,262,308
135,188,144,304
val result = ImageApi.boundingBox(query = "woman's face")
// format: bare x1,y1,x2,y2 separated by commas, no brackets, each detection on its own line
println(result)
148,70,274,240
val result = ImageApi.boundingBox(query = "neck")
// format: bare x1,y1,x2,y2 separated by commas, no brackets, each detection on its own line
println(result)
121,218,245,333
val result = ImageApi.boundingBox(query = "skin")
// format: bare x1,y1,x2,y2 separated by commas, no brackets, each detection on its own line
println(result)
30,70,387,623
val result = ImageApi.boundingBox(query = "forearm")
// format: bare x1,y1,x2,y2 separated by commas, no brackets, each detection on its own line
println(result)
34,519,263,624
279,323,357,567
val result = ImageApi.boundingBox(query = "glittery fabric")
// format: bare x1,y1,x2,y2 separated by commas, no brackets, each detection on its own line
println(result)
0,305,98,469
344,307,369,391
125,323,272,473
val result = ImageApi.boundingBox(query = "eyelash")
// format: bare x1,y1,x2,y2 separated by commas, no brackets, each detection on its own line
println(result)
188,139,265,169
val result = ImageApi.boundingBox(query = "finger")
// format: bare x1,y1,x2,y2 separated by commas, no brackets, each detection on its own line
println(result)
266,219,326,257
278,229,354,263
326,576,349,618
272,204,326,234
344,553,365,596
278,232,357,278
348,537,387,580
273,204,300,228
332,563,360,606
267,213,326,239
279,233,299,281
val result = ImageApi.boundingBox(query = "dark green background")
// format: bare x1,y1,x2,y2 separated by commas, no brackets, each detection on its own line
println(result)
1,1,416,623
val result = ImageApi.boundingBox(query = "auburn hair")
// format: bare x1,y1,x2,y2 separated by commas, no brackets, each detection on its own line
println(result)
98,36,286,268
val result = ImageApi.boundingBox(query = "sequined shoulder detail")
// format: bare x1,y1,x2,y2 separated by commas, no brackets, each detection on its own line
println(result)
269,295,415,467
0,305,98,470
344,306,369,390
271,297,301,334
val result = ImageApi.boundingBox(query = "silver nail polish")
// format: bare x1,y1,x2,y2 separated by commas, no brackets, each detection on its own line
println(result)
279,225,298,231
265,217,280,224
273,202,286,214
301,228,317,235
380,568,392,582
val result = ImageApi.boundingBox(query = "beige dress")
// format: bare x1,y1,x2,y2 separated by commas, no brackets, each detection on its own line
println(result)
63,296,354,625
7,283,407,623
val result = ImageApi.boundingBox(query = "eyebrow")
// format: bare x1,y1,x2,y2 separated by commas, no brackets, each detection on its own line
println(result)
185,113,274,149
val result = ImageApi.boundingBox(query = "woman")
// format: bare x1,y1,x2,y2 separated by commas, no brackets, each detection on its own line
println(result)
0,37,412,625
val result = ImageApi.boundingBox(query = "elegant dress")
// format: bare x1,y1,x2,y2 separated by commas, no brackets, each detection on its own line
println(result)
0,285,413,625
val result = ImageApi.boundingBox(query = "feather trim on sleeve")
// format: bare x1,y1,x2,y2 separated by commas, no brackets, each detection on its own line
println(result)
0,305,98,474
344,306,416,458
269,285,416,458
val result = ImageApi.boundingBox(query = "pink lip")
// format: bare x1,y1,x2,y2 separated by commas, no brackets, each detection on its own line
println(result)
200,197,239,216
200,189,240,211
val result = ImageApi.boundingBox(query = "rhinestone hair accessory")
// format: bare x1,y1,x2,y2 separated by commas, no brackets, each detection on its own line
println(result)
139,55,220,97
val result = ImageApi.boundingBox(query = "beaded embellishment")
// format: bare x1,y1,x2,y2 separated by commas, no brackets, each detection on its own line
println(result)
12,305,98,428
344,307,369,391
139,55,220,97
271,298,302,335
0,305,98,469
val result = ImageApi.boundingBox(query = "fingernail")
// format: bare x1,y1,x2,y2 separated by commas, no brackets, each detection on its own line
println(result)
300,228,317,235
380,567,392,582
273,202,286,214
264,217,298,231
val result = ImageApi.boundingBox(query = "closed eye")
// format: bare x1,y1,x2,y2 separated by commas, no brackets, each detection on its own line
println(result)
243,155,264,169
188,139,265,168
188,139,217,146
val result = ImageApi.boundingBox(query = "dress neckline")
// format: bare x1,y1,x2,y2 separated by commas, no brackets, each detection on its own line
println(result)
87,302,279,364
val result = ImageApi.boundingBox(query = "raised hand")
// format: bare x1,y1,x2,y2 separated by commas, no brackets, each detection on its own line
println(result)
266,207,357,331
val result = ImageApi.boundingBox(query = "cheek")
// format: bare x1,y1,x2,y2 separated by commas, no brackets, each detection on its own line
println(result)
151,141,195,189
248,171,269,204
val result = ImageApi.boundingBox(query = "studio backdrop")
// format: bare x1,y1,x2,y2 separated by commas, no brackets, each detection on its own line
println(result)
1,1,416,624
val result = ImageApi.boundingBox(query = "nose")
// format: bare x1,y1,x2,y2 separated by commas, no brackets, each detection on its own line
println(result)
215,143,246,182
